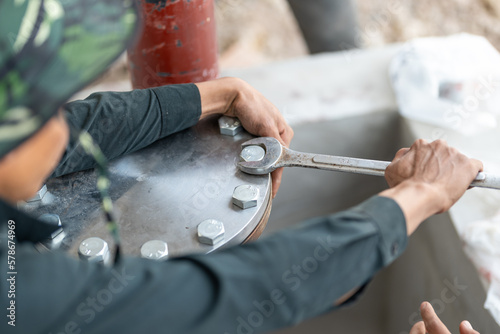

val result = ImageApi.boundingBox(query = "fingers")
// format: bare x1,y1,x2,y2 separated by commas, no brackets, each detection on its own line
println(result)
459,321,480,334
410,303,479,334
467,159,484,190
280,124,294,148
410,321,426,334
394,147,410,160
470,159,484,173
271,168,283,199
420,302,451,334
268,117,292,198
226,79,293,198
411,138,429,150
272,113,293,148
270,127,288,148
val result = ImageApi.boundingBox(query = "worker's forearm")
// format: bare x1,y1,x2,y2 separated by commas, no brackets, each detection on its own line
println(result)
52,84,201,178
195,77,241,119
9,196,407,334
379,181,441,235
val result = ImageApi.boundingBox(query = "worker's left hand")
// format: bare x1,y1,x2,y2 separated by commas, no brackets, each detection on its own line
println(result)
409,302,480,334
196,77,294,198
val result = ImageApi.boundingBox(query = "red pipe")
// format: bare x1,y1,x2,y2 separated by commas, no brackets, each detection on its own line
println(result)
128,0,218,89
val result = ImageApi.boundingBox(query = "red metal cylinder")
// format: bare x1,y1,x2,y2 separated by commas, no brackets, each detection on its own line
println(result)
128,0,218,89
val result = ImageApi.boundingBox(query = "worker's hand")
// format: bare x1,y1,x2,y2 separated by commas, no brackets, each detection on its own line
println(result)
409,302,480,334
226,78,293,198
380,139,483,235
196,77,294,198
385,139,482,214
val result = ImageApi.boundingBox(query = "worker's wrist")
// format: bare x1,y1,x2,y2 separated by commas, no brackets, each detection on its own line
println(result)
224,77,250,118
196,77,240,119
400,180,445,214
380,180,442,235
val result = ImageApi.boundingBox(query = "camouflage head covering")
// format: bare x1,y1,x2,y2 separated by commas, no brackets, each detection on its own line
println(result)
0,0,138,158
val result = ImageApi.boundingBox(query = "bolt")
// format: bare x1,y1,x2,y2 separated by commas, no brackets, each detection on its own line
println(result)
232,185,259,209
38,213,63,239
27,184,48,203
140,240,169,260
240,145,266,162
197,219,225,246
219,116,243,136
78,237,110,264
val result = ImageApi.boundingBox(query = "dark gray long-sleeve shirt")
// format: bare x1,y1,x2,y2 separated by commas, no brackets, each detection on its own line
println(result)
0,84,408,334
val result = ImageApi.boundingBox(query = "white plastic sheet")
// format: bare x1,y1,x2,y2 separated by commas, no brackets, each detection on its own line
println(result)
390,34,500,136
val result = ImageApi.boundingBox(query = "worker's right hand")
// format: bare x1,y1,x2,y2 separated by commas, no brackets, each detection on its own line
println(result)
409,302,480,334
195,77,293,198
385,139,483,214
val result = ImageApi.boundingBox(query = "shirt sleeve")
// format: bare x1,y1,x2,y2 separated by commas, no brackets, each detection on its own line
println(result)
51,84,201,178
1,196,408,334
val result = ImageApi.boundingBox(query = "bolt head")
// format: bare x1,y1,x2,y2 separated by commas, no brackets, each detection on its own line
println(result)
78,237,110,264
232,185,259,209
197,219,225,246
38,213,63,239
140,240,169,260
219,116,243,136
27,184,48,203
240,145,266,162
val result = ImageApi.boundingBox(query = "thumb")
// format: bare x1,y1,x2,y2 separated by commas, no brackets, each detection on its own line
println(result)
459,321,480,334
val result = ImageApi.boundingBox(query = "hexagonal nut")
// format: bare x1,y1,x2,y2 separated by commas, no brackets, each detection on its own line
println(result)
38,213,63,239
140,240,169,260
78,237,110,264
27,184,48,203
219,116,243,136
232,185,259,209
197,219,225,246
240,145,266,162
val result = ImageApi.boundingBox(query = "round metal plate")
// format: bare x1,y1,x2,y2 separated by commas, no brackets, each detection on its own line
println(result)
20,116,271,258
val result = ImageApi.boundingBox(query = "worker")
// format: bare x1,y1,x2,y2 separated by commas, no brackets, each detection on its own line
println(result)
0,0,482,333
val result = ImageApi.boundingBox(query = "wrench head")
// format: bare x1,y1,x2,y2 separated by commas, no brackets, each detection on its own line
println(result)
237,137,283,175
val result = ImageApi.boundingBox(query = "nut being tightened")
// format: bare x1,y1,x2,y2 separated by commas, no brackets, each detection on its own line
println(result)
232,185,259,209
240,145,265,162
198,219,225,246
219,116,243,136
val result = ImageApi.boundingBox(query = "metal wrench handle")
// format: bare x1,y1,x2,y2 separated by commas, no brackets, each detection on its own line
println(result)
277,148,389,176
279,148,500,190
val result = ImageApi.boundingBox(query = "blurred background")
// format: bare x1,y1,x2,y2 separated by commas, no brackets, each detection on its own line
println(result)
216,0,500,67
97,0,500,85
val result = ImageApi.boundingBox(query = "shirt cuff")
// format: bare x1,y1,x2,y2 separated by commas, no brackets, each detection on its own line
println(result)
358,196,408,266
151,83,202,138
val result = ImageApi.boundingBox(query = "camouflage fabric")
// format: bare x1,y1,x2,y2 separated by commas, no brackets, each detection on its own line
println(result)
0,0,139,158
0,0,140,264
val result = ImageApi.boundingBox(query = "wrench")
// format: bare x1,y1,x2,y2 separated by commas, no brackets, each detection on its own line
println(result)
237,137,500,190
